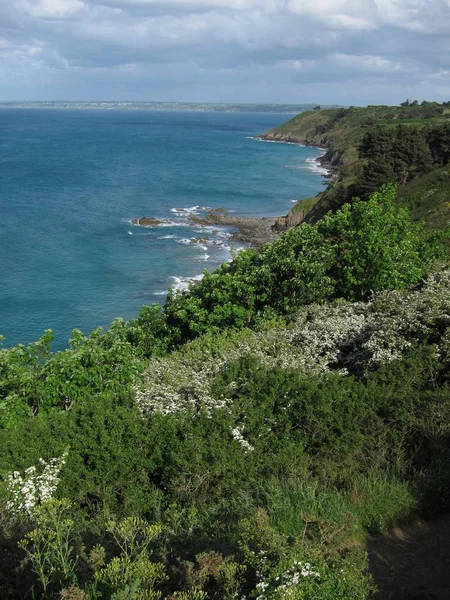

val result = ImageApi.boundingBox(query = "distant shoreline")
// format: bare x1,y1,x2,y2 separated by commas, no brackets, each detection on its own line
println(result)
0,101,341,114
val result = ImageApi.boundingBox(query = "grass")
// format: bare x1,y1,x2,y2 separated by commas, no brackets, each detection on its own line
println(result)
264,474,417,543
396,166,450,230
291,196,319,216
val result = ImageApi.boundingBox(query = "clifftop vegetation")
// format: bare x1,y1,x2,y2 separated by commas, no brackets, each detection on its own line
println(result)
0,181,449,599
260,102,450,230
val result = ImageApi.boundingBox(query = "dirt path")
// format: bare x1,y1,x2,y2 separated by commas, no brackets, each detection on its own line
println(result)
367,514,450,599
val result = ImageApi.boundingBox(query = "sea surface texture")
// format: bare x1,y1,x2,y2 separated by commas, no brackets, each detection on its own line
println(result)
0,109,326,349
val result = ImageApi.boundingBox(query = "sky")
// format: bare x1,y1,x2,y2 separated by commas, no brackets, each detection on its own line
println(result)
1,0,450,105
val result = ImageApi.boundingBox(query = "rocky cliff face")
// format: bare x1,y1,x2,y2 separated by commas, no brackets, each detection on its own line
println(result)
272,211,305,232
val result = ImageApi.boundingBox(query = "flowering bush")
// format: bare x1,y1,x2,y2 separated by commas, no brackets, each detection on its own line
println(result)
5,450,68,518
135,269,450,419
250,553,371,600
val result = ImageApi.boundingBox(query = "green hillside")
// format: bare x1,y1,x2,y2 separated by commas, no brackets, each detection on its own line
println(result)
0,185,449,599
260,103,449,165
260,103,450,229
1,103,450,600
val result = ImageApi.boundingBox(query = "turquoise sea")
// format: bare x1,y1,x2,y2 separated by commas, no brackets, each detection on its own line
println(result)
0,109,326,349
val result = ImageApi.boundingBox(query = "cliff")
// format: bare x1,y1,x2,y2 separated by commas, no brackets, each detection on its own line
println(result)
260,103,450,228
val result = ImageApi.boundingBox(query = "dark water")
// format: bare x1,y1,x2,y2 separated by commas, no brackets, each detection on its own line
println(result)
0,109,326,348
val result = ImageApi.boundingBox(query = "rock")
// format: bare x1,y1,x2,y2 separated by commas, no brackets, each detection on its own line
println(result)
272,212,304,232
131,217,165,227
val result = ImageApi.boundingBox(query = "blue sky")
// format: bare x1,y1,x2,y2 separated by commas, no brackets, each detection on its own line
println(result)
1,0,450,105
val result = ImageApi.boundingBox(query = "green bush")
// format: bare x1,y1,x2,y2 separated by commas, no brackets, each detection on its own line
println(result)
163,185,447,343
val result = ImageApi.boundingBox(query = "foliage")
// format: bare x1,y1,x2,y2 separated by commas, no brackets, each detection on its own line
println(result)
94,518,167,600
18,498,78,593
318,184,445,299
163,186,446,343
5,449,68,519
0,397,160,518
0,170,449,598
358,124,434,198
0,319,144,428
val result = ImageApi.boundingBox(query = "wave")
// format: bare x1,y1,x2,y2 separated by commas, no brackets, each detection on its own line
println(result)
170,274,204,293
250,136,305,147
156,220,189,228
127,218,189,228
170,205,209,215
157,234,178,240
305,157,329,175
153,290,168,296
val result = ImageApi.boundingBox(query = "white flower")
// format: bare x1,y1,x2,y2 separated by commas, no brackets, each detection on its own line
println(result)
5,450,68,518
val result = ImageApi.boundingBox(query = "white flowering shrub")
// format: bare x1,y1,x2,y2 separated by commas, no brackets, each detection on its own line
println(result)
231,425,254,453
255,560,320,600
5,450,68,518
135,269,450,419
250,555,370,600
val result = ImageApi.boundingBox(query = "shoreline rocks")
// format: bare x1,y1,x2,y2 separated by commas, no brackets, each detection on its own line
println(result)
131,217,168,227
187,209,279,247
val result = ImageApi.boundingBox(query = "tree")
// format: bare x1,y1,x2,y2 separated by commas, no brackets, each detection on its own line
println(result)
318,184,437,300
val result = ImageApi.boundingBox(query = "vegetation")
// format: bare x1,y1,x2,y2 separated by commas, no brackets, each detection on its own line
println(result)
0,180,449,599
261,103,450,231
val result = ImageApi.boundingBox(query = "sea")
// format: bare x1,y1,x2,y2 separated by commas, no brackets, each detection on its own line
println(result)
0,109,327,349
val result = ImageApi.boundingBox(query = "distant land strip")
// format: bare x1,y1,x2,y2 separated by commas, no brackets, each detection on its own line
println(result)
0,101,341,113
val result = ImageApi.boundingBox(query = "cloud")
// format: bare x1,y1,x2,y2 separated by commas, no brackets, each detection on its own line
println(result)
0,0,449,102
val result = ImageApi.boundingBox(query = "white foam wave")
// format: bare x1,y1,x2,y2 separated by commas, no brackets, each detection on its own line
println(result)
153,290,168,296
177,238,209,250
251,137,305,147
192,224,231,237
170,274,204,293
156,220,189,228
128,218,189,228
216,230,232,239
305,157,329,175
157,234,178,240
196,253,210,261
170,205,206,215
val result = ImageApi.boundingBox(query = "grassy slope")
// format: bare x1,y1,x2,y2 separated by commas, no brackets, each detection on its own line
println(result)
261,105,450,229
396,166,450,229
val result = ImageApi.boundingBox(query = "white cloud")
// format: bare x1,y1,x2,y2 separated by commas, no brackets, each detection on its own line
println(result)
18,0,85,18
0,0,449,101
331,53,402,73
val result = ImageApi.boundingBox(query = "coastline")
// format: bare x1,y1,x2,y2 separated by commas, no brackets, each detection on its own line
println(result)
253,133,333,172
131,139,332,249
185,137,333,246
188,210,279,247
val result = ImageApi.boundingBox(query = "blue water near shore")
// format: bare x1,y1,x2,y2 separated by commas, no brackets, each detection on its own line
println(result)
0,109,326,349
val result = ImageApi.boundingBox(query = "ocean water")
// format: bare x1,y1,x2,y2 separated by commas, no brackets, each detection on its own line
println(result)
0,109,326,349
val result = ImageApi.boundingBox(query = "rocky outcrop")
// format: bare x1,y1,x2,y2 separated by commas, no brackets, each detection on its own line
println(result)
272,211,304,232
254,133,328,149
131,217,166,227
